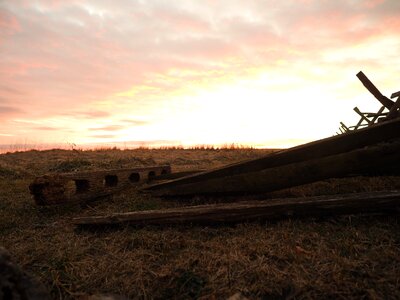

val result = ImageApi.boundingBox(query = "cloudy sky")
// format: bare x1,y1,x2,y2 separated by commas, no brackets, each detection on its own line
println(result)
0,0,399,149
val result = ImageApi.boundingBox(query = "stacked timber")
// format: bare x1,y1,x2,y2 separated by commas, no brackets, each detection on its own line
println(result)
144,118,400,196
338,71,400,132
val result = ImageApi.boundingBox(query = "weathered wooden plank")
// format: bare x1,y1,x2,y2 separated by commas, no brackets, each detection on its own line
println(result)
30,165,171,205
74,190,400,227
149,140,400,196
145,118,400,192
356,71,394,109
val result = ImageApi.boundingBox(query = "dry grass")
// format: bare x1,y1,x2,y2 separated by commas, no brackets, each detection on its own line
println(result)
0,148,400,299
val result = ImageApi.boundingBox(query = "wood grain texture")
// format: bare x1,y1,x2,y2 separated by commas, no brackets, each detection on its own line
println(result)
74,191,400,227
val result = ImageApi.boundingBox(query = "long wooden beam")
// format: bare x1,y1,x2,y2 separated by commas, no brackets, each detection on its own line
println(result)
145,118,400,192
356,71,394,109
147,140,400,196
74,191,400,227
30,165,171,205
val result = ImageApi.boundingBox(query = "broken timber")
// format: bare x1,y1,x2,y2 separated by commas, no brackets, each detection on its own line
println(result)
356,71,394,109
30,165,171,205
339,72,399,132
74,190,400,227
145,118,400,196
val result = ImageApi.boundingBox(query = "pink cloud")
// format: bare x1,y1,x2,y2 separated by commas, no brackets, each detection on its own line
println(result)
89,125,125,131
0,9,20,35
0,105,23,117
0,0,399,145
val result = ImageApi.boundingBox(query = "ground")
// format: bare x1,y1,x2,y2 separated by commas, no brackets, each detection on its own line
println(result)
0,148,399,299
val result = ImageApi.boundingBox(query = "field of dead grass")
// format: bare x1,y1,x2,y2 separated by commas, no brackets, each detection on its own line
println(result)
1,148,400,299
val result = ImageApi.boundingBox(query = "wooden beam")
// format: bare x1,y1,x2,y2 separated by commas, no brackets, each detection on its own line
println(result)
145,118,400,192
364,111,388,118
353,107,372,126
391,91,400,99
369,106,386,124
30,165,171,205
74,191,400,227
340,122,349,131
356,71,394,109
148,140,400,196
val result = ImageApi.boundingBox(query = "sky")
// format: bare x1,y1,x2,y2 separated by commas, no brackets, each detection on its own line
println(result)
0,0,399,150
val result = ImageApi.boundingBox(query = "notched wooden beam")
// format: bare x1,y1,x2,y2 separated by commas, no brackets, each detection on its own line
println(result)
29,165,171,205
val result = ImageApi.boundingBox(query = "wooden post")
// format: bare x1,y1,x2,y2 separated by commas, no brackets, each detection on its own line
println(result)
148,141,400,196
74,191,400,227
356,71,394,109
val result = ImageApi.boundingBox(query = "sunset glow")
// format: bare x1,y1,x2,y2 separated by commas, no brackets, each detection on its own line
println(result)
1,0,399,150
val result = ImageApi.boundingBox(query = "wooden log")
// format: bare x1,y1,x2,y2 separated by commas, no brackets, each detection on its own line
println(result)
30,165,171,205
145,118,400,192
356,71,394,109
74,190,400,227
149,140,400,196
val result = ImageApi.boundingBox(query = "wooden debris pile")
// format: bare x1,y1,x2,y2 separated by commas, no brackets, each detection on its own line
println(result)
29,71,400,227
144,71,400,197
338,71,400,133
144,120,400,196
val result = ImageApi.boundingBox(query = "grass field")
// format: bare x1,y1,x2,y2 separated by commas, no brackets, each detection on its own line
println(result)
1,148,400,299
